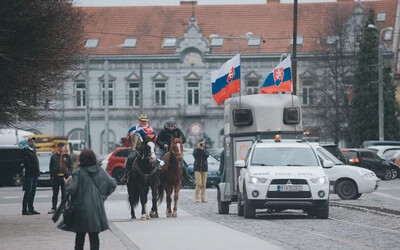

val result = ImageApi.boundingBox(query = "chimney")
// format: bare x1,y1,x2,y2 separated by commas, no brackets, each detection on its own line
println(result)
180,0,197,5
268,0,280,3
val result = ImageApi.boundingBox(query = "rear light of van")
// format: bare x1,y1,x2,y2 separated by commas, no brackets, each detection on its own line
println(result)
349,157,360,163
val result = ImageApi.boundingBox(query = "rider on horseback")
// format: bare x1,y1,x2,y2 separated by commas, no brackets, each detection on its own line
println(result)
156,121,193,182
121,114,157,184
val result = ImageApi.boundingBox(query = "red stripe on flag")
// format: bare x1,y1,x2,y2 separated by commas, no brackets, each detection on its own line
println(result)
212,79,240,106
259,80,292,94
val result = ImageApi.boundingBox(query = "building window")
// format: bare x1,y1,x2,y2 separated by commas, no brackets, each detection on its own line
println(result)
122,38,137,48
128,82,140,106
377,12,386,22
101,82,114,106
290,35,304,45
211,38,224,46
187,82,199,105
85,38,99,48
248,36,261,46
246,80,259,95
162,38,177,48
155,82,166,105
384,30,392,41
302,80,314,105
76,82,86,107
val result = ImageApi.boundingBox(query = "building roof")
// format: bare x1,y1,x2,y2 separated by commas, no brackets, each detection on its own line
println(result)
81,0,398,55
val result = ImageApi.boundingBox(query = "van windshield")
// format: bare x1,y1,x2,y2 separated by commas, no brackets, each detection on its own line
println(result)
251,147,319,167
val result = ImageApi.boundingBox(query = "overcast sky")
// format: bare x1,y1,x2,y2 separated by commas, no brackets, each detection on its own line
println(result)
74,0,336,7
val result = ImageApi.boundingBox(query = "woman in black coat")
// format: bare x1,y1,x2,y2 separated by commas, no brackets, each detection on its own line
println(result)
58,149,117,250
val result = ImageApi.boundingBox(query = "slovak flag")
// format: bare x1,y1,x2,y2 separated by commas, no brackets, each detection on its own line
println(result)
259,55,292,94
211,54,241,106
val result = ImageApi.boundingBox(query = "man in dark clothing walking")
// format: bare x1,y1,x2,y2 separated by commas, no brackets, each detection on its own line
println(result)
48,142,73,214
22,137,40,215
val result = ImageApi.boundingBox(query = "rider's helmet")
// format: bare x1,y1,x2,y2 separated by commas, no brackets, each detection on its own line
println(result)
138,113,149,122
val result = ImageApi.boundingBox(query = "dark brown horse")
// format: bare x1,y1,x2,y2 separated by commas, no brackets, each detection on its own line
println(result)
159,136,183,217
126,134,162,220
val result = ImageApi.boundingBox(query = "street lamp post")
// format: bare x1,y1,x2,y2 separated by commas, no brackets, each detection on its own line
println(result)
368,24,393,141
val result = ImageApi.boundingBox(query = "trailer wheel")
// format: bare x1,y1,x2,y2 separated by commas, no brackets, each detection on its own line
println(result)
217,188,229,214
237,191,244,216
243,187,255,219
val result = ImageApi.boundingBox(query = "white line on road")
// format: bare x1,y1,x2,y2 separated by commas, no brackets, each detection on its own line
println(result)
35,195,49,198
4,196,19,199
373,192,400,201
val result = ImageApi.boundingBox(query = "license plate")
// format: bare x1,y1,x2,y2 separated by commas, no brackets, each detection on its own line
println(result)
278,185,303,192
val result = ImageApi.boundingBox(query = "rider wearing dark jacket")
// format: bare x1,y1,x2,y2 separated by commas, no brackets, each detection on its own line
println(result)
156,121,186,159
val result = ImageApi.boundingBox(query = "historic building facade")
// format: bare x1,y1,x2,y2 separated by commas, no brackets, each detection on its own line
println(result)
26,0,399,155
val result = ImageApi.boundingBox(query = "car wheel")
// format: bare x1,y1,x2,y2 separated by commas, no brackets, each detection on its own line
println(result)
336,180,358,200
12,173,23,186
217,188,229,214
243,186,255,219
237,191,244,216
307,208,317,217
112,168,125,185
354,193,362,199
390,168,398,179
316,200,329,219
383,169,392,180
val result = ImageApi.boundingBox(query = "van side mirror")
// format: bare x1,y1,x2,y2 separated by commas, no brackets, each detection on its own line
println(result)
235,160,246,168
322,160,334,168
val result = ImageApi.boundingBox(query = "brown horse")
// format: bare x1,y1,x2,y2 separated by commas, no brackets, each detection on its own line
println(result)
159,136,183,217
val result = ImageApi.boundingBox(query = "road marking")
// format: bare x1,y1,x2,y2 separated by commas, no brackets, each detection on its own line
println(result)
35,195,49,198
330,217,400,235
373,192,400,201
4,196,19,199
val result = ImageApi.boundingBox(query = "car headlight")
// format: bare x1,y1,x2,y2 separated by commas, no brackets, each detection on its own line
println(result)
358,169,376,178
249,176,268,184
310,176,328,184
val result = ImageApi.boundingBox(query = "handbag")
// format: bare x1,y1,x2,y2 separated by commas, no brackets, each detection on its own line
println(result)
63,195,75,227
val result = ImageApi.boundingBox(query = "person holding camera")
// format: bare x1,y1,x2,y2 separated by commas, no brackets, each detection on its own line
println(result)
48,142,73,214
193,139,209,203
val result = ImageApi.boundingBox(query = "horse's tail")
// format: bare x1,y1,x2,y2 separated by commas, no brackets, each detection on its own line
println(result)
157,183,164,205
127,183,140,209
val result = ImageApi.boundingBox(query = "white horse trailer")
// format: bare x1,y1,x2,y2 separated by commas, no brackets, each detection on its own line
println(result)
217,93,303,214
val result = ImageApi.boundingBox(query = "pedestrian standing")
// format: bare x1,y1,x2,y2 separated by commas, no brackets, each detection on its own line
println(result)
48,142,73,214
22,137,40,215
193,139,209,203
58,148,116,250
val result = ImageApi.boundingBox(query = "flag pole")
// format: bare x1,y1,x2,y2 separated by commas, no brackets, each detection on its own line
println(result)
239,53,241,107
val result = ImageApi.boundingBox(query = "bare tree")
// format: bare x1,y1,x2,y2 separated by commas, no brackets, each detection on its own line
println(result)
0,0,86,128
313,6,360,144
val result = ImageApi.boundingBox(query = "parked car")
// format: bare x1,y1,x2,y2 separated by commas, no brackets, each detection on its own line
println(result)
106,147,131,184
362,140,400,148
182,148,221,188
208,147,223,161
341,148,393,180
0,146,24,186
320,143,347,164
310,144,379,200
367,145,400,158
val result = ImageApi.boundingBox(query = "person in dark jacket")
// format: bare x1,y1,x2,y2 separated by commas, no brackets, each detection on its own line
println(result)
156,121,186,159
48,142,73,214
193,139,209,203
219,149,226,182
58,148,117,250
22,137,41,215
156,121,193,183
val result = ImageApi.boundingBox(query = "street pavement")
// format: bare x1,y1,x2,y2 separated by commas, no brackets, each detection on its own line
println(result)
0,188,282,250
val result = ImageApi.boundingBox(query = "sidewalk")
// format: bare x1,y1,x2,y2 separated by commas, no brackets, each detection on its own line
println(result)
0,202,128,250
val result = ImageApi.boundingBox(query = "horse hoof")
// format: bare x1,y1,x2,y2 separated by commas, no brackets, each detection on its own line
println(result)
166,212,172,218
172,212,177,218
150,211,159,218
141,215,147,220
131,216,136,220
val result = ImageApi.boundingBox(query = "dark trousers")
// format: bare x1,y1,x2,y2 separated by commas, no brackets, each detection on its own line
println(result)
22,176,38,212
75,232,99,250
52,176,66,210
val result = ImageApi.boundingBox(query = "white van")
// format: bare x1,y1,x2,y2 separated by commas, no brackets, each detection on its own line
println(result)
235,138,331,219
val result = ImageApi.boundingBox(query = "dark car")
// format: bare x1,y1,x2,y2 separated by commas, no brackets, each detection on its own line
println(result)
341,148,393,180
320,144,346,164
0,146,24,186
